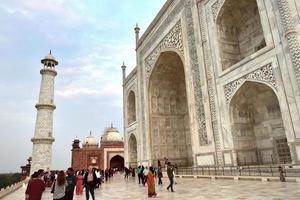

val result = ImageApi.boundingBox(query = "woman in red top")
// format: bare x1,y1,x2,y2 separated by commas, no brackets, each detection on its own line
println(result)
25,172,46,200
76,170,84,195
147,167,157,198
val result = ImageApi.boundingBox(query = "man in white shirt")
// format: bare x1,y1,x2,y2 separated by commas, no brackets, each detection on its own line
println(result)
143,167,148,186
95,169,101,188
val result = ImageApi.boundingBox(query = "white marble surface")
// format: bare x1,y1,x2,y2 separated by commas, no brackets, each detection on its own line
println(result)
2,174,300,200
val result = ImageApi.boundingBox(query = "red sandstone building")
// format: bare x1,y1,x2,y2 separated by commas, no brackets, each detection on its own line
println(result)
71,125,124,171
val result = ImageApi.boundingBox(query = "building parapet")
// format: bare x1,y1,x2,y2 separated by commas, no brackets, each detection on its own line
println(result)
124,67,137,86
137,0,173,49
0,179,29,199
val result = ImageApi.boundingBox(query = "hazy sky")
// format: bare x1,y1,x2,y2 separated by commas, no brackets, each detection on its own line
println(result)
0,0,166,173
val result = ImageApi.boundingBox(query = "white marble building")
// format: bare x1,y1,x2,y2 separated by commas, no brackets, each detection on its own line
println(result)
123,0,300,167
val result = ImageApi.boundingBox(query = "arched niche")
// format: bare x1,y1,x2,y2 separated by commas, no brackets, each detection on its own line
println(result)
217,0,266,70
128,134,137,167
148,51,192,167
127,91,136,125
229,81,291,165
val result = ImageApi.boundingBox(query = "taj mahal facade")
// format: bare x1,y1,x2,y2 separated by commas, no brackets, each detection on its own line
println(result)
123,0,300,168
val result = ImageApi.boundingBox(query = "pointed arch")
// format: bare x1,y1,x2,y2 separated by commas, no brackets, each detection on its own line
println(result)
229,81,291,165
127,90,136,125
216,0,266,70
148,51,192,167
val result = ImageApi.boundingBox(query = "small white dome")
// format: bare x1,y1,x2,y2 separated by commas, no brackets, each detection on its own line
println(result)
45,53,56,60
41,50,58,65
83,132,98,147
101,125,122,142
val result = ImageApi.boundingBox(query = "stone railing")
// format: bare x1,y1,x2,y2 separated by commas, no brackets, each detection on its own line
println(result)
0,178,29,199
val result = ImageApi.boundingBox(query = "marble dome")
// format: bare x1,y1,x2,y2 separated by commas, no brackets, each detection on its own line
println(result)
101,125,123,142
84,132,98,147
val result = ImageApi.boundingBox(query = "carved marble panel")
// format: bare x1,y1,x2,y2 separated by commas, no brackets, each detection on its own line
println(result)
145,21,184,80
224,64,278,104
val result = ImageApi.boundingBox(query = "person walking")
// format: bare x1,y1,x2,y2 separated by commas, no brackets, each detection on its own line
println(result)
83,166,97,200
65,168,76,200
76,170,84,195
25,172,46,200
124,167,130,180
147,167,157,197
131,167,135,177
137,166,142,184
52,171,68,200
166,162,174,192
104,169,109,182
143,167,148,186
157,167,163,185
173,164,177,184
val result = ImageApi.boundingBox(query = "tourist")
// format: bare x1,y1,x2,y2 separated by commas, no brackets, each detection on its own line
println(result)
76,170,84,195
164,158,168,170
104,169,109,182
109,168,113,178
166,162,174,192
131,167,135,177
124,167,130,180
173,164,177,184
143,166,148,186
158,160,161,168
147,167,157,197
65,167,76,200
95,169,101,188
137,166,142,184
83,166,97,200
52,170,68,200
25,172,46,200
49,171,56,187
43,172,50,187
157,167,163,185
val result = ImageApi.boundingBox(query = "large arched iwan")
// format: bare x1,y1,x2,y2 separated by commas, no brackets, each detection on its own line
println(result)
148,51,192,167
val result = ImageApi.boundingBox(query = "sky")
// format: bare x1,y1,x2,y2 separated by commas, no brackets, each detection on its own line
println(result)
0,0,166,173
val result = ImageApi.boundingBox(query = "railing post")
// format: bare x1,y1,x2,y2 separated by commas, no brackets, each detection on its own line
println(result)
222,166,225,176
271,155,274,165
279,166,286,182
248,165,251,176
270,165,274,177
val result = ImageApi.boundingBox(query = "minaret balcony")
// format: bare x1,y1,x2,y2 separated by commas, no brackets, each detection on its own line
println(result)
40,68,57,76
35,103,56,110
31,137,55,144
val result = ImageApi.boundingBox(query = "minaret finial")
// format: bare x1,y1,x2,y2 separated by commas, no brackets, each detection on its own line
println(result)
121,62,126,86
50,50,52,55
90,131,92,136
134,23,140,48
111,123,113,128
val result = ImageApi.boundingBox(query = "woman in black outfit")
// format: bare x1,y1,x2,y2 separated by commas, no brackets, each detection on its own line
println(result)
83,166,98,200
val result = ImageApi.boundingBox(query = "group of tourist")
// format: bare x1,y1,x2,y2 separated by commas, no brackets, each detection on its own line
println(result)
25,160,178,199
25,166,118,200
124,159,177,198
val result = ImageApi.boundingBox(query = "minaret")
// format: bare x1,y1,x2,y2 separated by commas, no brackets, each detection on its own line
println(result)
30,51,58,174
134,24,140,49
121,62,126,86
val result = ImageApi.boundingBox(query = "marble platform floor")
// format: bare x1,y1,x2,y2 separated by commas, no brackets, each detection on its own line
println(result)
2,174,300,200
